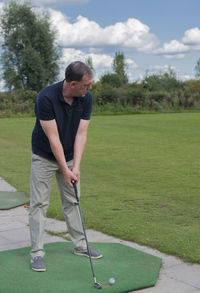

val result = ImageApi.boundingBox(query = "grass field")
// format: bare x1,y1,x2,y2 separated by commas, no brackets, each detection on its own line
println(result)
0,113,200,263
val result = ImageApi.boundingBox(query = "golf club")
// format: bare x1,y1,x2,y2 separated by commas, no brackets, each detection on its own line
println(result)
72,181,115,289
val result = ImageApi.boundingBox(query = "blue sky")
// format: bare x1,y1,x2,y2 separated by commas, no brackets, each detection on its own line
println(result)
0,0,200,87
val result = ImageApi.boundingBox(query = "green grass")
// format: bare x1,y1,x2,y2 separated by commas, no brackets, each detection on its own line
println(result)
0,113,200,263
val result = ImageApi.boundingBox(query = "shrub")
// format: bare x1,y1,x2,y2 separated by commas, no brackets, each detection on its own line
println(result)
0,90,36,116
100,73,123,88
10,90,38,102
97,84,119,104
124,88,145,106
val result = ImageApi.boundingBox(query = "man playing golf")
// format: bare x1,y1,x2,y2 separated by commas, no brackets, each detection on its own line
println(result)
29,61,102,272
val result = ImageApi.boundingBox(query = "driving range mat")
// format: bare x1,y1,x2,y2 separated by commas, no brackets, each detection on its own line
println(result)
0,191,29,210
0,242,162,293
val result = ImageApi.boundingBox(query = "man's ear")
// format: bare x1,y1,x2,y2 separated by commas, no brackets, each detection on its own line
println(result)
70,81,76,89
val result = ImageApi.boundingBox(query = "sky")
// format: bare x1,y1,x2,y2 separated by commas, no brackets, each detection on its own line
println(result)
0,0,200,88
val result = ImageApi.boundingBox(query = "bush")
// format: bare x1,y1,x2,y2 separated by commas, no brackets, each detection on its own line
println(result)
100,73,123,88
0,90,37,116
184,79,200,94
11,90,38,102
124,88,145,106
97,84,119,104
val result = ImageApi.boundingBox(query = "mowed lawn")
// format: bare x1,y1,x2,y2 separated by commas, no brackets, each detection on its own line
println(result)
0,113,200,263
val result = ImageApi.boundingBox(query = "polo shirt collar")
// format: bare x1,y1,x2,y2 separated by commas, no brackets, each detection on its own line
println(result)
58,80,84,107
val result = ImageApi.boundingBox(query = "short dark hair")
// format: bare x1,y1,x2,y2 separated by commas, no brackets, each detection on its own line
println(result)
65,61,93,82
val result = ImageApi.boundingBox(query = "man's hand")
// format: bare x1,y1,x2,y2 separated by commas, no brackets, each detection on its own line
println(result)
72,166,80,182
63,168,77,188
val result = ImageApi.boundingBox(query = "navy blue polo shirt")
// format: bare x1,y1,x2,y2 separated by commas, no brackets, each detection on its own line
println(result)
31,80,92,162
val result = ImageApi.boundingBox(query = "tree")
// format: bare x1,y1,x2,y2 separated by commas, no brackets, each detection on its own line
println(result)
195,58,200,78
142,69,183,92
100,73,122,88
0,1,60,91
85,56,94,71
184,79,200,94
112,51,128,84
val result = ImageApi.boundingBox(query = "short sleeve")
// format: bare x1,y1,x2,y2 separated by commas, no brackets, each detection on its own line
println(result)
81,92,93,120
35,95,55,121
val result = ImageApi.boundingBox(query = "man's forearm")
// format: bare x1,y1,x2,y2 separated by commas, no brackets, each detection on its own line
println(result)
50,136,68,172
73,119,90,179
73,132,87,170
49,135,77,186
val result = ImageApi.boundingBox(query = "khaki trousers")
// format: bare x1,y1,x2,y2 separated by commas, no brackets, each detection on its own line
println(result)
29,153,86,258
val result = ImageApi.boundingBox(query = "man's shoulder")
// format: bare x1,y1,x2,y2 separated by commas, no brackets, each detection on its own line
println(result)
82,91,92,103
38,81,63,100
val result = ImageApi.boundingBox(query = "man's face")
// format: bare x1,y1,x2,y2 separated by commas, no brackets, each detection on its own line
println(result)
72,74,92,97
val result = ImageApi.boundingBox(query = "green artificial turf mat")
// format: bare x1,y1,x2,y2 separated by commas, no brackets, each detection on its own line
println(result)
0,242,162,293
0,191,29,210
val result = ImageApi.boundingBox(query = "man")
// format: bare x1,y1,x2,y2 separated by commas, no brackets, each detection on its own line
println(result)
29,61,102,272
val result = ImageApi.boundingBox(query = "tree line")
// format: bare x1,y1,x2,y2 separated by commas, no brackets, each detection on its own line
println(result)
0,1,200,116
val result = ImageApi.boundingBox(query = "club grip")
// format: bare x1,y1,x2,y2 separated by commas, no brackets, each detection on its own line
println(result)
72,181,79,202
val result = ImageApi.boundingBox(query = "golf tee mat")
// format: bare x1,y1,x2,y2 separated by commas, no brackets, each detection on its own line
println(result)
0,191,29,210
0,242,162,293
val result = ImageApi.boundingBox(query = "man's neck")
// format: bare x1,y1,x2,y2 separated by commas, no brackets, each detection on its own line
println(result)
64,96,74,105
62,80,74,105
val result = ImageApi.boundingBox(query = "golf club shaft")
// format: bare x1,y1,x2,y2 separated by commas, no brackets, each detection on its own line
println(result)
73,183,97,284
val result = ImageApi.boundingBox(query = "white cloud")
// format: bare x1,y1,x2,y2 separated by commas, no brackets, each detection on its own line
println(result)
177,73,194,81
153,27,200,58
182,27,200,49
164,54,185,59
126,58,138,69
48,9,159,52
147,64,176,73
153,40,189,57
60,48,113,68
88,53,113,69
182,27,200,44
149,65,175,71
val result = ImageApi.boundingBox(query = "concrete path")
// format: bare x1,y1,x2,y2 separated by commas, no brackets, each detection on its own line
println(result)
0,177,200,293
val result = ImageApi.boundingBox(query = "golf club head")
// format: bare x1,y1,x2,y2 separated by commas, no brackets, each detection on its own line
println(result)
94,282,102,289
94,278,116,289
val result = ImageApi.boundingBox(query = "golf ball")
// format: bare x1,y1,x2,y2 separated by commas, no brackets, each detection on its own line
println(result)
109,277,115,285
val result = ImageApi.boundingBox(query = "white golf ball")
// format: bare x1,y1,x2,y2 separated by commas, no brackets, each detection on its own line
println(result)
109,277,115,285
